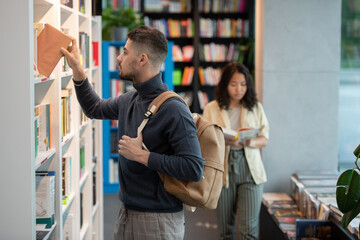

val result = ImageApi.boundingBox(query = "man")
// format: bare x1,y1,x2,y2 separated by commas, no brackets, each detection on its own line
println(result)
61,26,205,239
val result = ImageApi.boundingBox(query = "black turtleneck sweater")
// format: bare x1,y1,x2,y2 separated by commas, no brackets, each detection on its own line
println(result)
74,73,205,212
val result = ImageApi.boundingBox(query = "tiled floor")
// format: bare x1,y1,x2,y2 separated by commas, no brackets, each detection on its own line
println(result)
103,193,218,240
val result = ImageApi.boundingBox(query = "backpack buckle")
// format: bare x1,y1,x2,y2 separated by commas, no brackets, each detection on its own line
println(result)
144,110,152,118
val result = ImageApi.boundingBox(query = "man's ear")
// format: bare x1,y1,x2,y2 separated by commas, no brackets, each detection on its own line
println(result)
139,53,148,66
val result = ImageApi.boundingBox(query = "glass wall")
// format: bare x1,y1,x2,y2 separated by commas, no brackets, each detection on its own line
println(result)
338,0,360,169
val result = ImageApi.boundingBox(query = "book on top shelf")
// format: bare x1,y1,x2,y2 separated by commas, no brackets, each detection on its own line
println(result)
37,24,72,77
262,192,293,202
222,127,259,142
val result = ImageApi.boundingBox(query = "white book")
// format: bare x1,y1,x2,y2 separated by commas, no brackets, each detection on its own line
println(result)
64,213,75,240
36,172,55,228
222,127,259,142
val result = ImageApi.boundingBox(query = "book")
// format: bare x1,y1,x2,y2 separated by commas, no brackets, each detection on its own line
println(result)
276,216,297,224
318,202,330,220
36,230,49,240
38,103,51,152
273,209,303,218
37,24,72,77
62,153,72,197
295,219,332,239
262,192,293,202
64,213,75,240
279,222,296,233
35,171,55,228
222,127,259,142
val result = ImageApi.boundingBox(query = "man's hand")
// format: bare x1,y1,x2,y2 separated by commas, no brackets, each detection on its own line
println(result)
118,133,150,166
61,38,86,81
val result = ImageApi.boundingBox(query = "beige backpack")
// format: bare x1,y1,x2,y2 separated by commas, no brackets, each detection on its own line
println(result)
138,91,225,209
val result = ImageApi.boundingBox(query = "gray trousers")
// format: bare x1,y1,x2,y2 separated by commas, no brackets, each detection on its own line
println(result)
216,149,263,240
114,202,185,240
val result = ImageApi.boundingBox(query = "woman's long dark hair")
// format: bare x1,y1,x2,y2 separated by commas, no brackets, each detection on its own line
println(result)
215,62,257,111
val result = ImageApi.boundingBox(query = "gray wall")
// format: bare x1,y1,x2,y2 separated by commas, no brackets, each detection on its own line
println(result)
257,0,342,193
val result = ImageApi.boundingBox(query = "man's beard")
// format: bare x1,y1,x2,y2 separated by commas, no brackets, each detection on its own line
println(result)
118,71,133,81
118,62,136,82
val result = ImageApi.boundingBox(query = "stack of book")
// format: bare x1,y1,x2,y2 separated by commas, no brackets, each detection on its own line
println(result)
262,192,303,239
263,172,360,239
291,171,339,220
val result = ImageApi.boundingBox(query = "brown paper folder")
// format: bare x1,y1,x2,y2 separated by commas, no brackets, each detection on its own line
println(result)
37,24,72,77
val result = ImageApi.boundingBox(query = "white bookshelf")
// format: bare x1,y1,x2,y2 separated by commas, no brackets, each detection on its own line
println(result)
0,0,103,239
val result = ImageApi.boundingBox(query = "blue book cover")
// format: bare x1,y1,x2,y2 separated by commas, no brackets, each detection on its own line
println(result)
296,219,331,239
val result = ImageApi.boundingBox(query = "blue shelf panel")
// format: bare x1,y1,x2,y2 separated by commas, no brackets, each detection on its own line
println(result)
103,183,120,194
102,41,174,194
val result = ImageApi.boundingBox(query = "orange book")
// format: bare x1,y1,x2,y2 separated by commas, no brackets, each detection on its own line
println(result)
181,67,189,85
37,24,72,77
198,67,205,85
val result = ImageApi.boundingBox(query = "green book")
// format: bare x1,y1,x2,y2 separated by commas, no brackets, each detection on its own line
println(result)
173,69,182,86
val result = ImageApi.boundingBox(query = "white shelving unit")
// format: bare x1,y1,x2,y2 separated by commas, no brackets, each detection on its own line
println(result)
0,0,103,239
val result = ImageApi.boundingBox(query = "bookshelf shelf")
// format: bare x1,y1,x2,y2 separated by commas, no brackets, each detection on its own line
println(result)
34,75,55,84
80,223,89,240
36,221,57,240
80,171,89,192
92,202,99,220
79,120,91,135
62,132,74,146
34,0,54,5
35,149,56,169
0,1,103,239
60,4,73,16
62,192,75,216
60,71,73,78
142,0,255,112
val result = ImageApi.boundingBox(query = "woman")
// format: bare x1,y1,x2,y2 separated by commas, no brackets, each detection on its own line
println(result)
202,62,269,240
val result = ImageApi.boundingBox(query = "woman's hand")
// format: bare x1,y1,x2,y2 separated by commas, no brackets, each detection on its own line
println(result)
225,138,244,147
241,136,268,148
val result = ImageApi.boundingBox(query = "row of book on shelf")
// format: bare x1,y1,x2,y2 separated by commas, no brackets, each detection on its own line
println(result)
199,43,249,63
108,42,248,71
172,42,248,63
144,17,249,39
173,66,221,86
199,18,249,38
144,0,248,13
262,171,360,239
60,0,86,14
144,0,191,13
36,145,97,238
34,89,89,158
198,0,249,13
144,17,194,38
33,23,99,79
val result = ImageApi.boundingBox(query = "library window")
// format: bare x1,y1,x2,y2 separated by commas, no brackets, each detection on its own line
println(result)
338,0,360,170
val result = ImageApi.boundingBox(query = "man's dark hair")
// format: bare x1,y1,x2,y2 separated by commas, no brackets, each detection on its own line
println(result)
215,62,258,111
127,26,168,68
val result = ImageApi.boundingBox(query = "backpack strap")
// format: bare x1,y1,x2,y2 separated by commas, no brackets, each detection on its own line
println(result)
138,91,186,150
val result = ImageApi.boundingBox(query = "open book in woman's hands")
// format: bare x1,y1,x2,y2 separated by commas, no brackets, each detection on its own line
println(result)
222,128,259,142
